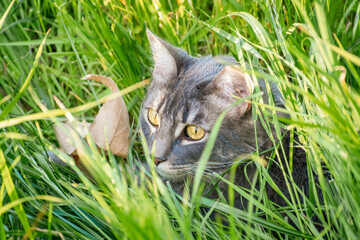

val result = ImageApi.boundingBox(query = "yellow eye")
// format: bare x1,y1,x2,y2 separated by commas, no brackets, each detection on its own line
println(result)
148,108,160,126
185,125,205,140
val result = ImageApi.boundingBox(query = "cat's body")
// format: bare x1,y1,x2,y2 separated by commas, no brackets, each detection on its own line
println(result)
141,31,310,208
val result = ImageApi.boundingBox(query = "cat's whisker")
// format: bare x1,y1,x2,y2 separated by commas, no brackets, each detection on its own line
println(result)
181,169,213,184
206,161,235,165
203,141,268,170
169,137,272,175
167,165,196,170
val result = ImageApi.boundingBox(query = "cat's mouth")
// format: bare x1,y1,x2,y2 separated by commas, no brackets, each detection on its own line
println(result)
155,162,188,182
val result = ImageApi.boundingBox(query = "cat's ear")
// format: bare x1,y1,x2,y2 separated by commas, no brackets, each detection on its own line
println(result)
208,66,254,116
147,30,183,82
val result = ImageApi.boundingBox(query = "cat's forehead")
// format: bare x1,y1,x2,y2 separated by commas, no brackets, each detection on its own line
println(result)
152,84,202,124
144,57,225,124
162,56,226,96
178,57,224,84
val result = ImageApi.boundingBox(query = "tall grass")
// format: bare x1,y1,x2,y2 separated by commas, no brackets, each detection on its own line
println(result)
0,0,359,239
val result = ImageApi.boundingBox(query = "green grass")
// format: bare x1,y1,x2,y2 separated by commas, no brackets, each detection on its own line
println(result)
1,0,360,239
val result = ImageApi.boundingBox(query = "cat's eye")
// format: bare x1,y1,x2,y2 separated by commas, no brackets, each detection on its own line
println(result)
185,125,205,140
148,108,160,126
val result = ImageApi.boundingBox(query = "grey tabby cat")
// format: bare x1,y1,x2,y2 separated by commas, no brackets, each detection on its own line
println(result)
141,30,310,208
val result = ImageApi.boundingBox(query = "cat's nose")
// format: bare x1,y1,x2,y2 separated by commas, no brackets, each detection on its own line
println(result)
154,156,166,166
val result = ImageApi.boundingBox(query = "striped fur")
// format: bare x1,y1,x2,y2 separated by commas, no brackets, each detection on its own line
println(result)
140,31,310,208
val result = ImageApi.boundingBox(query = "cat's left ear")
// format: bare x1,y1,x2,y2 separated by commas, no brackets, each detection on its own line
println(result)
147,30,188,82
207,66,254,116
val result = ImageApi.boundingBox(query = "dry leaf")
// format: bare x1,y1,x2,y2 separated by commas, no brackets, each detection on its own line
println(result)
53,120,91,155
54,74,130,159
82,74,130,158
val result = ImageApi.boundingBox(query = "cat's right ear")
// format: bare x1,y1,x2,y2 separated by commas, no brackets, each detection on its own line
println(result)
147,30,177,82
206,66,254,117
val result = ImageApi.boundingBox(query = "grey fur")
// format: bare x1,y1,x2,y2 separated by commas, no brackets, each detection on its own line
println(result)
141,31,310,208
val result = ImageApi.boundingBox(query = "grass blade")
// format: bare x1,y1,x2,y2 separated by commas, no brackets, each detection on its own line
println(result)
0,0,15,31
0,28,51,121
0,150,33,239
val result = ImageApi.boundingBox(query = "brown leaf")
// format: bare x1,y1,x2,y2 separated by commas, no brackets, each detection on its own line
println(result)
82,74,130,158
53,120,91,155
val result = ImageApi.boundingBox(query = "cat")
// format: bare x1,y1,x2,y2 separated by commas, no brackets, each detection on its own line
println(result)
140,30,313,209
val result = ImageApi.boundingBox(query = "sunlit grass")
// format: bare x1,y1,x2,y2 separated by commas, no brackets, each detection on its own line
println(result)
0,0,359,239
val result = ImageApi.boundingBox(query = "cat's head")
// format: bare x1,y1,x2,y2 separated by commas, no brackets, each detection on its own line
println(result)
140,31,283,182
